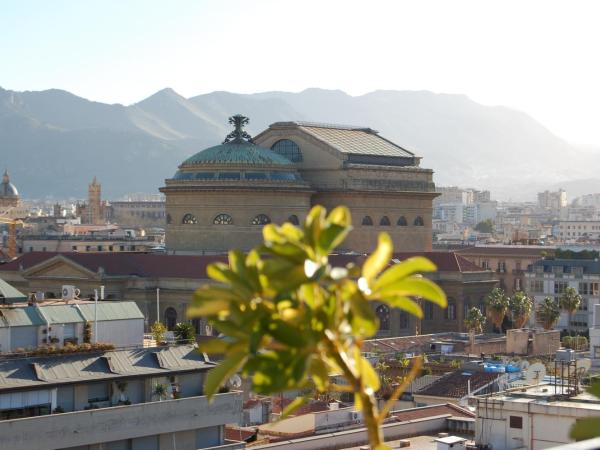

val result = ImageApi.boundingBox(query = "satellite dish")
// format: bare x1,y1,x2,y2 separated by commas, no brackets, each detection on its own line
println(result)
525,363,547,384
228,374,242,388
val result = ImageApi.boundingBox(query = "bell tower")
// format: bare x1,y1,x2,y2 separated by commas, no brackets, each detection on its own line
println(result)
88,177,102,225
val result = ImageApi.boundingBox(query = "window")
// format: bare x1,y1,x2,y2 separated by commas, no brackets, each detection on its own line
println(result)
530,280,544,293
288,214,300,225
414,216,424,226
165,307,177,331
182,213,197,224
166,214,172,224
397,216,407,226
509,415,523,429
376,304,390,331
252,214,271,225
445,300,456,320
218,172,241,180
362,216,373,226
213,214,233,225
380,216,391,226
424,302,434,320
271,139,303,162
554,281,568,294
497,261,506,273
246,172,268,180
399,312,409,329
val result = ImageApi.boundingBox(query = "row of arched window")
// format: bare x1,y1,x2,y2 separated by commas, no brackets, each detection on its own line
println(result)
362,215,424,227
177,213,301,226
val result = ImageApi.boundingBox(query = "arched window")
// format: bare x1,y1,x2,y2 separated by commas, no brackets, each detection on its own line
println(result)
164,307,177,331
399,312,409,329
375,304,390,331
213,214,233,225
380,216,391,226
288,214,300,225
414,216,424,226
252,214,271,225
424,302,434,320
271,139,303,162
362,216,373,226
182,213,197,224
166,213,172,224
397,216,407,226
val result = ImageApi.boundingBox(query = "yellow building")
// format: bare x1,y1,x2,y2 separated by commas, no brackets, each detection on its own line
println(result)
160,115,437,254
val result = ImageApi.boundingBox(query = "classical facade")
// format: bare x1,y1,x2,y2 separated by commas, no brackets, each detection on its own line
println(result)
161,115,437,254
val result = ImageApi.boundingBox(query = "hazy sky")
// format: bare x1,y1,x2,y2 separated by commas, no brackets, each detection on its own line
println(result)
2,0,600,145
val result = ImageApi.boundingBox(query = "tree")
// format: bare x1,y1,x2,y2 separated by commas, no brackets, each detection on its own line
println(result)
559,287,582,335
474,219,494,234
150,321,167,344
537,296,560,330
464,307,486,352
174,322,196,344
190,205,447,449
485,288,510,332
509,291,533,328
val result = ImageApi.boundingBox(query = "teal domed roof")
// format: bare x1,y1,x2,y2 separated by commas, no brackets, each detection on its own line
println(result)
182,142,293,166
181,114,292,167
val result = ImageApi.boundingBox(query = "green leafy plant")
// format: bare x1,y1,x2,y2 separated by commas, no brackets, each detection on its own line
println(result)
537,297,560,330
485,288,510,331
153,383,167,401
559,287,582,335
510,291,533,328
189,205,447,449
150,321,167,344
173,322,196,344
464,307,486,352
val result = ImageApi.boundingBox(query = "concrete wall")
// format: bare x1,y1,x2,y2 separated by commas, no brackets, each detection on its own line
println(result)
254,415,450,450
95,319,144,347
0,391,242,450
507,329,530,355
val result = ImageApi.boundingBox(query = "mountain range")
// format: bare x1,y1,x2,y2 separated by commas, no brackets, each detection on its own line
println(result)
1,86,598,201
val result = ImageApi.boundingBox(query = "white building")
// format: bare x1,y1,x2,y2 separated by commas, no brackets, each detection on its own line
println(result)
554,220,600,241
475,383,600,450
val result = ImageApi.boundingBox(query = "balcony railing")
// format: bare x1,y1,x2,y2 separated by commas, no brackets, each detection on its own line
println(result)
0,391,242,450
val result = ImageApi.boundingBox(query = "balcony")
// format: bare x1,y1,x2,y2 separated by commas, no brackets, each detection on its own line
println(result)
0,391,243,450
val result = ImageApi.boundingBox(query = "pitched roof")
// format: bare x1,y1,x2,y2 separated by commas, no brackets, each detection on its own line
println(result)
0,251,486,280
0,307,45,327
0,277,27,301
392,403,475,421
77,302,144,321
0,345,213,390
0,252,229,279
265,121,418,164
415,370,500,399
455,246,552,257
38,304,85,324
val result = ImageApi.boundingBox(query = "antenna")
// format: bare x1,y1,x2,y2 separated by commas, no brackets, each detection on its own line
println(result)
525,362,546,385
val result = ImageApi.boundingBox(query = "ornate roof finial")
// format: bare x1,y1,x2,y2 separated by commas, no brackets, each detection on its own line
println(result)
223,114,253,144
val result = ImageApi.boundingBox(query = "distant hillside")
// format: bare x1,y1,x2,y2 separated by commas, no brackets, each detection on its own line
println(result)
1,86,594,200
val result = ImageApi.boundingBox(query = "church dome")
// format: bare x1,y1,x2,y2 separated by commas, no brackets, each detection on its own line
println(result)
1,170,18,198
181,142,293,167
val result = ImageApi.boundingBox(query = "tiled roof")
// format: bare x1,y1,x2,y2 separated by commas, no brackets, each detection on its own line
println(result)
0,345,213,390
0,251,486,280
392,403,475,421
415,370,500,399
455,246,552,257
0,252,229,279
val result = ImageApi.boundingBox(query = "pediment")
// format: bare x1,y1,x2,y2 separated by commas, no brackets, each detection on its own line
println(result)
23,256,97,280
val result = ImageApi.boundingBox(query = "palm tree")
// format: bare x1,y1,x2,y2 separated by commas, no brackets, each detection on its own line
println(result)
559,287,582,335
537,296,560,330
464,307,486,352
485,288,510,332
509,291,533,328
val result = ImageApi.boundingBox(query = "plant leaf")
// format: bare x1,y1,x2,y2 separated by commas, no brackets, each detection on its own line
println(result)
281,396,309,419
378,278,447,307
374,257,437,290
204,351,246,400
198,338,229,354
362,233,392,283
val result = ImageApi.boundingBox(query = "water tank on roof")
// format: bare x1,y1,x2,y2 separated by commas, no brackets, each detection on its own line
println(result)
556,349,576,361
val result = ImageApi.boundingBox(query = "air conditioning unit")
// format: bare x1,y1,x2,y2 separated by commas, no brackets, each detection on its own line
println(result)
61,285,78,301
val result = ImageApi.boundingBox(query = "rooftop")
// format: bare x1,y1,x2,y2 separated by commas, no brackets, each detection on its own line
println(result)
0,344,213,391
415,370,501,399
